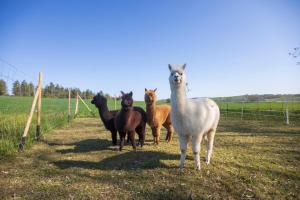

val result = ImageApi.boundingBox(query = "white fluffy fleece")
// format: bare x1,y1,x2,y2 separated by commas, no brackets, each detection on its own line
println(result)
168,64,220,170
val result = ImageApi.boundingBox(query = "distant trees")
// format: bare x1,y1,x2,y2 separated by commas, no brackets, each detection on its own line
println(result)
9,80,110,99
0,79,8,96
12,80,35,96
12,81,21,96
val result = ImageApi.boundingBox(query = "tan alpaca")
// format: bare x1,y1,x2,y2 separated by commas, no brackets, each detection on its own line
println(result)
144,88,174,144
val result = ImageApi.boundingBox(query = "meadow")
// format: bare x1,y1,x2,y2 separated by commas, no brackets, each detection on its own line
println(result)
1,96,300,158
0,118,299,199
0,96,300,199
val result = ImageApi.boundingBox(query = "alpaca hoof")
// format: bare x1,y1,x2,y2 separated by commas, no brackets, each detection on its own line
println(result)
196,166,201,171
179,163,185,169
206,161,210,165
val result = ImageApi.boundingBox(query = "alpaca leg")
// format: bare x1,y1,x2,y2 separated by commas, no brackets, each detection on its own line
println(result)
179,135,189,169
111,130,118,146
206,129,216,165
156,126,161,145
164,124,174,142
192,135,202,170
140,123,146,147
135,125,145,147
129,131,136,151
151,127,158,145
126,134,130,144
119,131,126,151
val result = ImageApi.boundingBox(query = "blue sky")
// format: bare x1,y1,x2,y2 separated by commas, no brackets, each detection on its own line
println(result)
0,0,299,100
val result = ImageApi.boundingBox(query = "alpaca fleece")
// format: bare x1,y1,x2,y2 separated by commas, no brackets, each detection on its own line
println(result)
168,64,220,170
144,88,174,144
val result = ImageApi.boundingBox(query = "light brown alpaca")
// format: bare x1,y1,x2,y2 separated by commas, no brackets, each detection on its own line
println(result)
144,88,174,144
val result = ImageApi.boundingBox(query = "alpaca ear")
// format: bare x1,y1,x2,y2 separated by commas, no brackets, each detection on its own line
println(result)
120,91,125,96
145,88,148,92
182,63,186,70
154,88,157,92
168,64,172,71
129,91,133,97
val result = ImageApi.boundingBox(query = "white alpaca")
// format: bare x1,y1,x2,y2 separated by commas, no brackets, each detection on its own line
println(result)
168,64,220,170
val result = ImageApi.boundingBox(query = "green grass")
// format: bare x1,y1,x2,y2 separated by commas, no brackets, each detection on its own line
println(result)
1,96,300,158
0,118,299,199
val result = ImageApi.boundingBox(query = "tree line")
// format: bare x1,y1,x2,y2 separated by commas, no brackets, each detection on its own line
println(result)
0,79,112,99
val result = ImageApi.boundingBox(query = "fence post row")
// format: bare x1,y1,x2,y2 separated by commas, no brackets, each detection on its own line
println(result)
19,72,42,151
68,89,71,123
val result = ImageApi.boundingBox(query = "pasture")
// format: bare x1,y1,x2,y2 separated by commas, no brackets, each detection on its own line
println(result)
0,96,300,199
0,118,299,199
1,96,300,157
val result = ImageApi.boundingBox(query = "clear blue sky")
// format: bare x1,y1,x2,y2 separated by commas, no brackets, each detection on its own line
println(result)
0,0,299,100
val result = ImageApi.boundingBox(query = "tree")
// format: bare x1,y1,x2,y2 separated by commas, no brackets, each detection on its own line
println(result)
0,79,7,96
21,80,29,96
289,47,300,65
12,80,21,96
28,82,35,96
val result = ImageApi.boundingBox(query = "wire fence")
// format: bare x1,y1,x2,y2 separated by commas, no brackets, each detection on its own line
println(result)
217,101,300,125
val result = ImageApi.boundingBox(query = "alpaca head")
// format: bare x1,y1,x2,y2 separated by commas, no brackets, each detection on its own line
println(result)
168,64,186,88
91,93,107,108
120,91,133,109
144,88,157,105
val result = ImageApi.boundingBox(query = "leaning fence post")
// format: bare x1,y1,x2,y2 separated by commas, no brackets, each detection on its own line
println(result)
74,92,79,118
36,72,42,142
78,95,92,112
286,101,289,125
241,101,244,120
19,81,41,151
68,89,71,123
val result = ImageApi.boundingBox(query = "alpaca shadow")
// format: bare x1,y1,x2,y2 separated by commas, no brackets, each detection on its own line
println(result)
55,139,113,154
53,150,179,170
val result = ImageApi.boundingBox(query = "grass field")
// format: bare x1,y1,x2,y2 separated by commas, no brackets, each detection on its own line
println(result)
0,118,299,199
1,96,300,158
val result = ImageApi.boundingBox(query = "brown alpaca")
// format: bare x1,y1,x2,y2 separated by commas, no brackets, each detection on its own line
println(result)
144,88,174,144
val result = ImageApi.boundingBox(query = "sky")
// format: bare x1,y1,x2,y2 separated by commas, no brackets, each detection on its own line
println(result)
0,0,299,100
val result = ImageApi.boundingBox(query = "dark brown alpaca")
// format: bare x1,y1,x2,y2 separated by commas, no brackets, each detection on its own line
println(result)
91,94,118,145
114,91,147,151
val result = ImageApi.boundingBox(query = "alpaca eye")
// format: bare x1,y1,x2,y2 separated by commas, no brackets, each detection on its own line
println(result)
179,73,182,75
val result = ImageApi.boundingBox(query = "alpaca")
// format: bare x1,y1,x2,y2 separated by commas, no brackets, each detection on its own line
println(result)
168,64,220,170
91,94,118,145
114,91,147,151
144,88,174,144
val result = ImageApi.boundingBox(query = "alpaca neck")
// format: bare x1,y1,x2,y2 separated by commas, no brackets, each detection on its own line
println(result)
98,104,112,122
171,84,187,111
146,103,156,124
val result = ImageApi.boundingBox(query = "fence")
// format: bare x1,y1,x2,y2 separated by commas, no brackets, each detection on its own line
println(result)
217,101,300,125
0,69,97,157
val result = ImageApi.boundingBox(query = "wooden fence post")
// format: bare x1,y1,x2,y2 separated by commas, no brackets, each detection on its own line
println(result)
241,101,244,120
19,77,42,151
226,103,228,120
74,92,79,118
36,72,42,141
68,89,71,123
286,101,289,125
